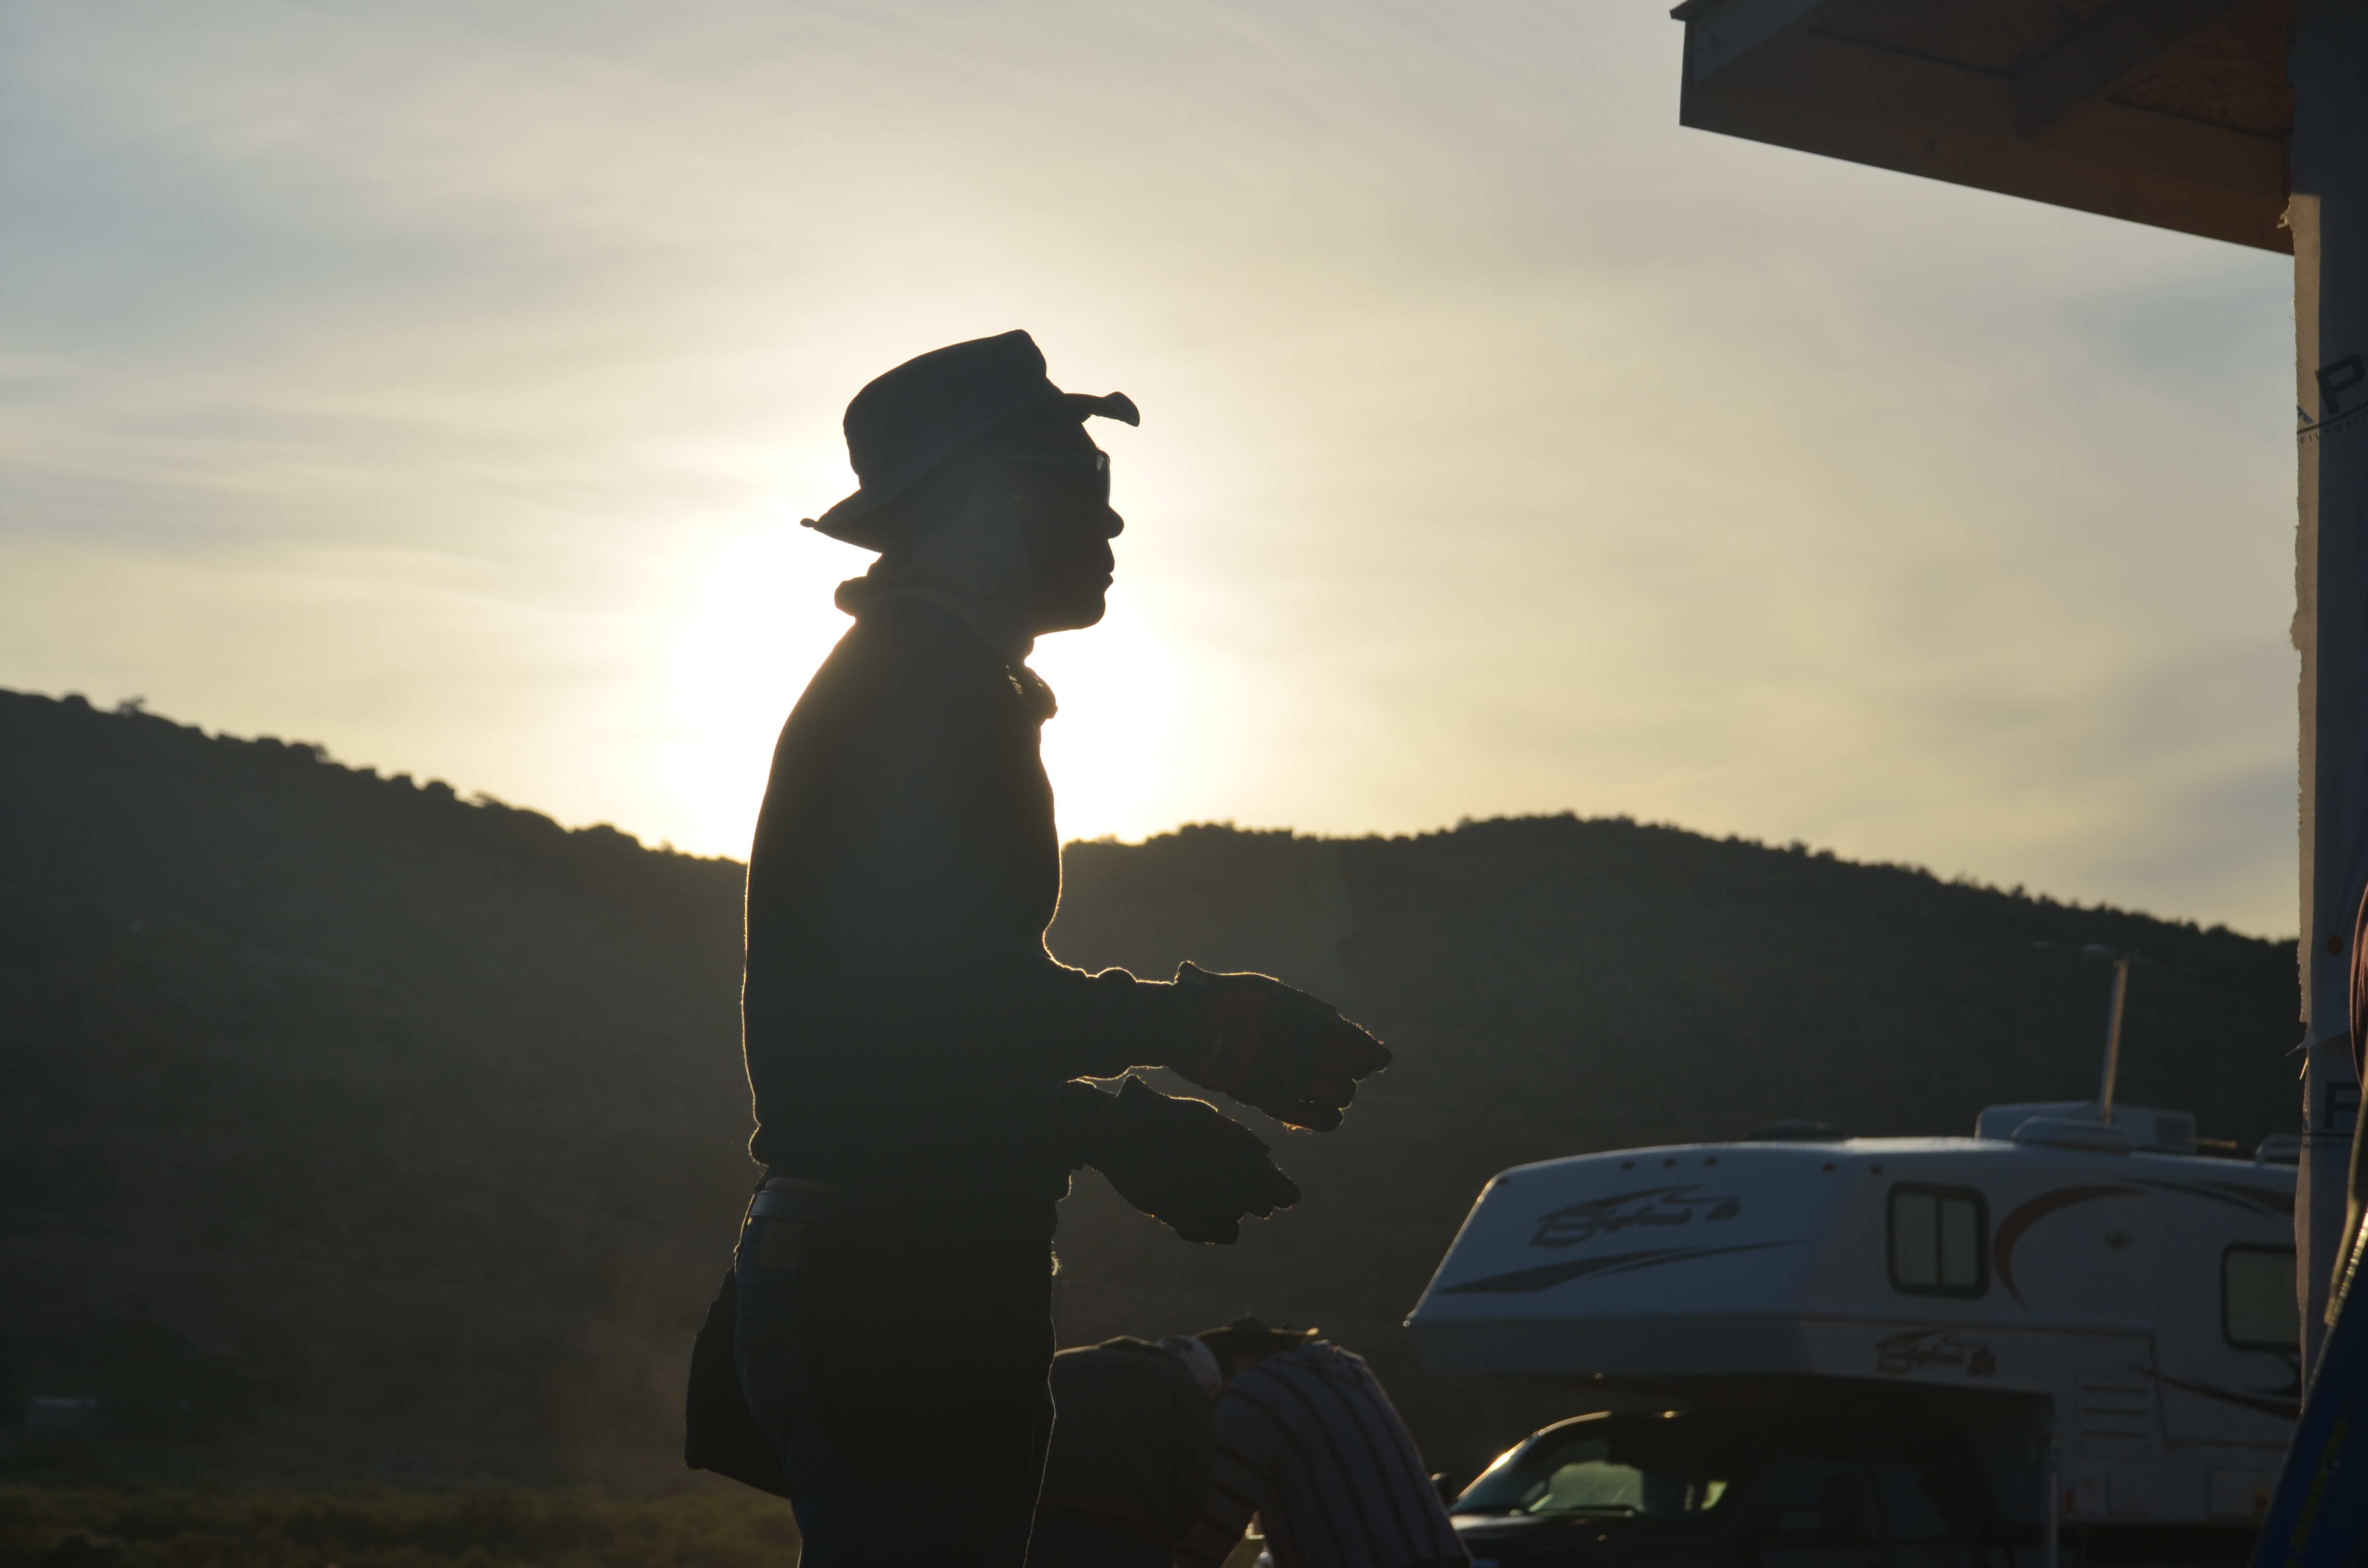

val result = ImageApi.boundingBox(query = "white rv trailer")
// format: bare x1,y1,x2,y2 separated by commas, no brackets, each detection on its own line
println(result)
1406,1102,2299,1552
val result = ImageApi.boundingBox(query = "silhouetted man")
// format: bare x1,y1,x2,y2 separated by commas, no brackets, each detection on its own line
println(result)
729,332,1390,1568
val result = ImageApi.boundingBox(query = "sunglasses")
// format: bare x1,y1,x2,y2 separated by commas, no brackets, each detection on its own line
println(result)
998,449,1111,506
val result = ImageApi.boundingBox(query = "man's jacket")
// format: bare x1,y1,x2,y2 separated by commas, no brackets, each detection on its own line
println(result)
742,596,1165,1208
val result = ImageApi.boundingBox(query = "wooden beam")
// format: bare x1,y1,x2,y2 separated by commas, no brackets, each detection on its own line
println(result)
1677,0,1848,86
2012,0,2251,137
1683,28,2290,251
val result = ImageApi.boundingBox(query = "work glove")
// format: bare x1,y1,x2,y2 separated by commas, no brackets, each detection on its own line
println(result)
1165,962,1392,1132
1082,1076,1302,1245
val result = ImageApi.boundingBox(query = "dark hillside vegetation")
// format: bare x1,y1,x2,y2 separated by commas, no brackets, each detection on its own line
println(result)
0,689,2302,1487
0,1482,800,1568
0,691,752,1484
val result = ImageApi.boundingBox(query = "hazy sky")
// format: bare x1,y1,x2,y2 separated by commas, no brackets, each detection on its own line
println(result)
0,0,2301,933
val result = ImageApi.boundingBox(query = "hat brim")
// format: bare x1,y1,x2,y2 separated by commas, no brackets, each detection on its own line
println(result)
804,390,1138,546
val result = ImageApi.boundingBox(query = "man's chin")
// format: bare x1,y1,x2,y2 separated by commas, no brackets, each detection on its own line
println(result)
1038,599,1109,635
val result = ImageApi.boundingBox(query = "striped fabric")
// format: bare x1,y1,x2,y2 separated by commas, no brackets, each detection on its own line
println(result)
1172,1343,1468,1568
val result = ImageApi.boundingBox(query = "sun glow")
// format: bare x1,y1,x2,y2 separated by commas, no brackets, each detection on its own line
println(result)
1031,590,1191,845
652,458,1195,861
655,482,869,860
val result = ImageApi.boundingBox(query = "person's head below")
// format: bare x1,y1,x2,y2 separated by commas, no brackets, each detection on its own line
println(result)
806,331,1136,644
1194,1316,1321,1384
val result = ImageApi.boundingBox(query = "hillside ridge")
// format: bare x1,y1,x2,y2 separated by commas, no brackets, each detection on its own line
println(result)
0,686,2306,1483
25,687,2272,942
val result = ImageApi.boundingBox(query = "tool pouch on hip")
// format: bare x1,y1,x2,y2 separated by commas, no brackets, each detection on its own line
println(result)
683,1267,793,1498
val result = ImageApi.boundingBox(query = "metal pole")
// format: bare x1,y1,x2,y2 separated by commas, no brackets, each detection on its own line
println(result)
2097,957,2130,1123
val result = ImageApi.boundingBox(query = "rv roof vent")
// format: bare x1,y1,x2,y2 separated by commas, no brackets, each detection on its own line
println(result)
2010,1115,2134,1154
2145,1110,2198,1152
1738,1119,1846,1142
1977,1101,2198,1155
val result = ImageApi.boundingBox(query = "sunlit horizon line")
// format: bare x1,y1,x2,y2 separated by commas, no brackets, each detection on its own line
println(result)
8,680,2293,944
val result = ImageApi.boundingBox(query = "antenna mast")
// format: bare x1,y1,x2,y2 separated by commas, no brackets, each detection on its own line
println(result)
2097,952,2132,1123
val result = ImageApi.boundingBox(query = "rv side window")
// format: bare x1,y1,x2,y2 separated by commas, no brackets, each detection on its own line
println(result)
2223,1245,2298,1351
1887,1185,1987,1297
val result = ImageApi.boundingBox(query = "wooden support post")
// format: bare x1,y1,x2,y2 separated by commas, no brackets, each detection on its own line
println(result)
2292,0,2368,1372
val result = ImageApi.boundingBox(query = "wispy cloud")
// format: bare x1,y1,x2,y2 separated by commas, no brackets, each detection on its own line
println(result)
0,0,2299,931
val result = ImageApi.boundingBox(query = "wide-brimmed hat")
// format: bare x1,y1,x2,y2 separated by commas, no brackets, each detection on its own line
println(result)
1195,1316,1321,1365
802,330,1138,548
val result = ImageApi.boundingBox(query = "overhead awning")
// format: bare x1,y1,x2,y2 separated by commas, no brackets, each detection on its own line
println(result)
1671,0,2296,252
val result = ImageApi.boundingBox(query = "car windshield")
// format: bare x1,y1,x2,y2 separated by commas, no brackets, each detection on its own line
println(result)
1450,1413,1982,1549
1452,1421,1732,1519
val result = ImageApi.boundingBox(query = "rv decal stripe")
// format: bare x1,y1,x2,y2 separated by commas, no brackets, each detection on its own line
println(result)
2124,1362,2301,1422
2135,1180,2294,1218
1993,1184,2140,1305
1441,1240,1799,1294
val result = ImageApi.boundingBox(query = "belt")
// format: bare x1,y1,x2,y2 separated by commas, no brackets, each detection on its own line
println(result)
1034,1497,1166,1543
748,1176,853,1224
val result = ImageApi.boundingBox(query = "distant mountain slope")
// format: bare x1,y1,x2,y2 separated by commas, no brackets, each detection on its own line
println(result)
0,691,753,1482
0,690,2303,1484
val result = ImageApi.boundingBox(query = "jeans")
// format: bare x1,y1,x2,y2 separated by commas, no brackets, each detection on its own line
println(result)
1024,1512,1174,1568
734,1198,1057,1568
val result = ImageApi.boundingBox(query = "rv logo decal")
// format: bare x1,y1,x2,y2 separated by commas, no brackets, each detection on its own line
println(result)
1875,1327,1997,1379
1529,1185,1743,1248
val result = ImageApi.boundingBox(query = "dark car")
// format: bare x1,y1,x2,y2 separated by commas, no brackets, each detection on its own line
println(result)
1447,1409,2001,1568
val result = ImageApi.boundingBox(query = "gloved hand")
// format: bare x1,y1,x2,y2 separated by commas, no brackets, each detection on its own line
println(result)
1082,1076,1302,1244
1165,962,1392,1131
